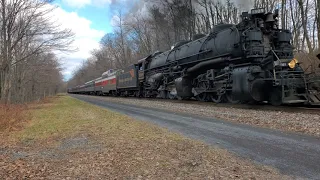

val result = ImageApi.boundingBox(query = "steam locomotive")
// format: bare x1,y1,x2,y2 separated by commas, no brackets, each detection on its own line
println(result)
68,8,320,106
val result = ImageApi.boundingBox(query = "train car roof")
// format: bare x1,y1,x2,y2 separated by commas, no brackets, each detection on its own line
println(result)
137,56,151,64
102,69,119,77
95,77,102,81
137,51,162,64
85,80,94,84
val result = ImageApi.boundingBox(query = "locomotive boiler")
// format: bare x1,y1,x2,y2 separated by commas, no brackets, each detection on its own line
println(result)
141,8,309,105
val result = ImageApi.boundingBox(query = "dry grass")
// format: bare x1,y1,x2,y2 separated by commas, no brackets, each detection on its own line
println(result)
0,97,58,146
0,96,59,132
0,95,290,179
0,104,28,132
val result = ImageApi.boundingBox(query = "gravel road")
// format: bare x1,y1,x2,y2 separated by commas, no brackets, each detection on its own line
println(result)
74,95,320,136
71,94,320,179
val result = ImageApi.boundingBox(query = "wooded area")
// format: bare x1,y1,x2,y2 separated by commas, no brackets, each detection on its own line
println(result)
1,0,320,103
68,0,320,88
0,0,74,103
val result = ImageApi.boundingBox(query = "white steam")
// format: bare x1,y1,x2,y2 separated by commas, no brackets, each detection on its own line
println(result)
232,0,254,11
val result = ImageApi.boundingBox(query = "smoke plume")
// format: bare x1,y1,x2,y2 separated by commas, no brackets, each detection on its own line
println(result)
232,0,254,11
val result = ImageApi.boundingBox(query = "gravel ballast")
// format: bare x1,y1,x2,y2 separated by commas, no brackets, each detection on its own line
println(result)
83,95,320,137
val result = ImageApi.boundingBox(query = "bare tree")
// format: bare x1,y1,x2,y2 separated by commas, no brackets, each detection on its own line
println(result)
69,0,320,88
0,0,75,103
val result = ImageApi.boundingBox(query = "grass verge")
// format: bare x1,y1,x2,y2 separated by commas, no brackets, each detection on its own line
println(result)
1,95,289,179
0,104,28,132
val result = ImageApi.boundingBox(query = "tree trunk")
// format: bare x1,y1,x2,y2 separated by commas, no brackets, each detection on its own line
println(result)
1,67,11,103
317,0,320,49
281,0,286,29
298,0,313,53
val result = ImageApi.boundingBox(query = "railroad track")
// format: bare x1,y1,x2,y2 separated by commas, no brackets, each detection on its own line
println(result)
81,94,320,115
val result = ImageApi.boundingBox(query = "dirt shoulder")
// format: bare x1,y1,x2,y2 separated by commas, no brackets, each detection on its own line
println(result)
82,95,320,137
0,95,289,179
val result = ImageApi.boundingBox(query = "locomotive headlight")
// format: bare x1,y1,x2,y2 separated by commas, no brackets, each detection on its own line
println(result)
288,58,298,69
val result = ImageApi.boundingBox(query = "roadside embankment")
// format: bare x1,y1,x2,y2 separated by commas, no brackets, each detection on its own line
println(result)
0,104,28,132
0,95,289,179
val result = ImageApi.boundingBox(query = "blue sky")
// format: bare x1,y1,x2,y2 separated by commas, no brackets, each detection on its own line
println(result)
51,0,138,81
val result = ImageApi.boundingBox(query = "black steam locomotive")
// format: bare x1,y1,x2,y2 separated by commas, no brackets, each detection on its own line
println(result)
69,8,320,105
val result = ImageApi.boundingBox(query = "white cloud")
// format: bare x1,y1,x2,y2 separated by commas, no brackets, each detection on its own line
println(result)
48,5,106,80
62,0,91,8
60,57,83,80
62,0,111,8
52,7,105,39
92,0,112,7
110,15,120,27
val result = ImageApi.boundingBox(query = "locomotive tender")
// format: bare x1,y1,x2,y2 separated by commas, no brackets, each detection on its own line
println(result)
68,8,320,105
